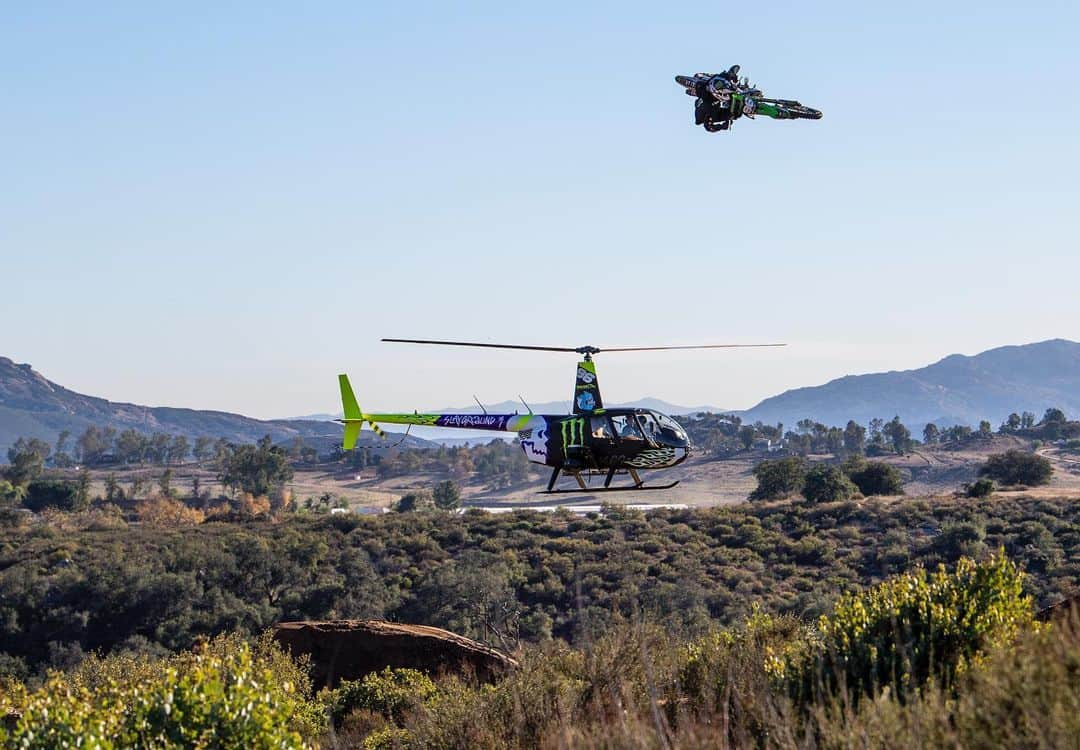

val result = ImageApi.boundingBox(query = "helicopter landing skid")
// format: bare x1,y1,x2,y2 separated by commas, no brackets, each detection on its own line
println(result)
542,465,679,494
539,480,680,495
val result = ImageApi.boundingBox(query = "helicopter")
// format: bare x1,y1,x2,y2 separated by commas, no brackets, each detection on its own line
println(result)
337,339,785,494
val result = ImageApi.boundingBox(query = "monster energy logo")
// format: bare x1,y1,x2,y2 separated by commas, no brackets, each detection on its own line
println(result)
561,418,585,447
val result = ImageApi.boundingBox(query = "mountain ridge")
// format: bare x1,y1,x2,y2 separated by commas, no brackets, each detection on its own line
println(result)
0,357,434,456
3,338,1077,456
738,338,1080,429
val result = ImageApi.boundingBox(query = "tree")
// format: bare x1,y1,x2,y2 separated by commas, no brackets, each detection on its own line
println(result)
802,465,857,504
168,435,190,465
75,469,92,509
1039,408,1067,440
158,468,174,498
76,426,110,465
978,450,1053,487
738,425,756,450
825,427,844,455
193,436,215,463
1041,407,1067,425
749,457,806,501
978,420,992,438
922,423,940,445
843,421,866,455
104,473,124,503
868,418,885,444
5,437,51,485
148,433,171,465
883,416,912,454
1002,413,1021,433
115,429,148,464
844,458,905,496
432,480,462,511
1021,411,1036,429
218,436,294,496
54,429,72,467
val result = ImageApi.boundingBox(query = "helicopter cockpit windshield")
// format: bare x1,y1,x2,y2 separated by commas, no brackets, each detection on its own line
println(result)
655,412,689,443
636,411,690,447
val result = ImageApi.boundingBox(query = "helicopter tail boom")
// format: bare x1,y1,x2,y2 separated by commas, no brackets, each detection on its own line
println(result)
337,373,539,450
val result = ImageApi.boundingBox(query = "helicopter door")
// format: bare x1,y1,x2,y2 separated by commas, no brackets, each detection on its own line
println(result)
589,415,617,464
589,416,614,443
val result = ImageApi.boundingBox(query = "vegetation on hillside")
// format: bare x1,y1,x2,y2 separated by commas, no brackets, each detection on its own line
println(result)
683,406,1079,458
2,554,1072,749
0,495,1077,682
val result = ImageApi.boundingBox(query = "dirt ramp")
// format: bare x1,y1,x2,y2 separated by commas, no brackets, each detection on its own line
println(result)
273,619,518,688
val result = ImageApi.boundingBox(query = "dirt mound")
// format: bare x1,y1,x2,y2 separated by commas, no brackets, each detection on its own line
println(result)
273,620,518,688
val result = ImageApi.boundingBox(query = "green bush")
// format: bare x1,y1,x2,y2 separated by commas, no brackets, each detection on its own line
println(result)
395,491,434,512
329,667,436,727
979,450,1053,487
844,459,904,496
802,465,857,504
965,477,995,498
749,457,806,501
804,553,1034,701
0,634,320,748
22,479,83,512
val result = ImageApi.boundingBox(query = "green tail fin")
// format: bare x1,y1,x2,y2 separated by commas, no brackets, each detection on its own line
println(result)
339,374,363,450
339,374,361,420
342,422,362,451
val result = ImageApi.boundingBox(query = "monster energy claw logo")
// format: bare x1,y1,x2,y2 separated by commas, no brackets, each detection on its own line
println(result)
561,418,585,447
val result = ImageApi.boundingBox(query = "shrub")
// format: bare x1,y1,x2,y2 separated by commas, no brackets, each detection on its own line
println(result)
802,465,857,504
22,479,83,512
844,460,904,496
965,477,995,498
395,491,434,512
803,553,1034,701
329,667,436,727
0,634,320,748
979,450,1053,487
749,457,806,501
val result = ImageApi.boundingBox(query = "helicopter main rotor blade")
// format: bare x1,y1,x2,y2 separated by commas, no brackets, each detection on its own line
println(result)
599,343,786,352
382,338,578,352
383,339,787,354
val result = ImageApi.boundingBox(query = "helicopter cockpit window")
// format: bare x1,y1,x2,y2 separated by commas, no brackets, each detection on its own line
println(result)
611,415,643,440
637,413,662,441
591,416,613,439
655,413,688,442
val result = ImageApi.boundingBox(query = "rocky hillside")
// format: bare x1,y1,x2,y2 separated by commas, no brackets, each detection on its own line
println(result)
742,339,1080,429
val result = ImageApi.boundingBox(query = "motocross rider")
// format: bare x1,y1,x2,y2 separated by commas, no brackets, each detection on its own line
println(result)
693,65,746,132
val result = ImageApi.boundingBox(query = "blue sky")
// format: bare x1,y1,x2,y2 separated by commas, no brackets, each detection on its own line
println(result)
3,2,1077,418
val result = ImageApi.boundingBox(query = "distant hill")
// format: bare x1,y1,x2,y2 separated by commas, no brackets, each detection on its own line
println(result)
740,339,1080,429
0,357,433,457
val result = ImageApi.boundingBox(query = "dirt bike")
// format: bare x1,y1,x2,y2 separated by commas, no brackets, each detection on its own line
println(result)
675,73,822,130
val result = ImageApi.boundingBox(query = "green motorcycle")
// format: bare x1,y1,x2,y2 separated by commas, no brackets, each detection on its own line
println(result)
676,71,822,132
